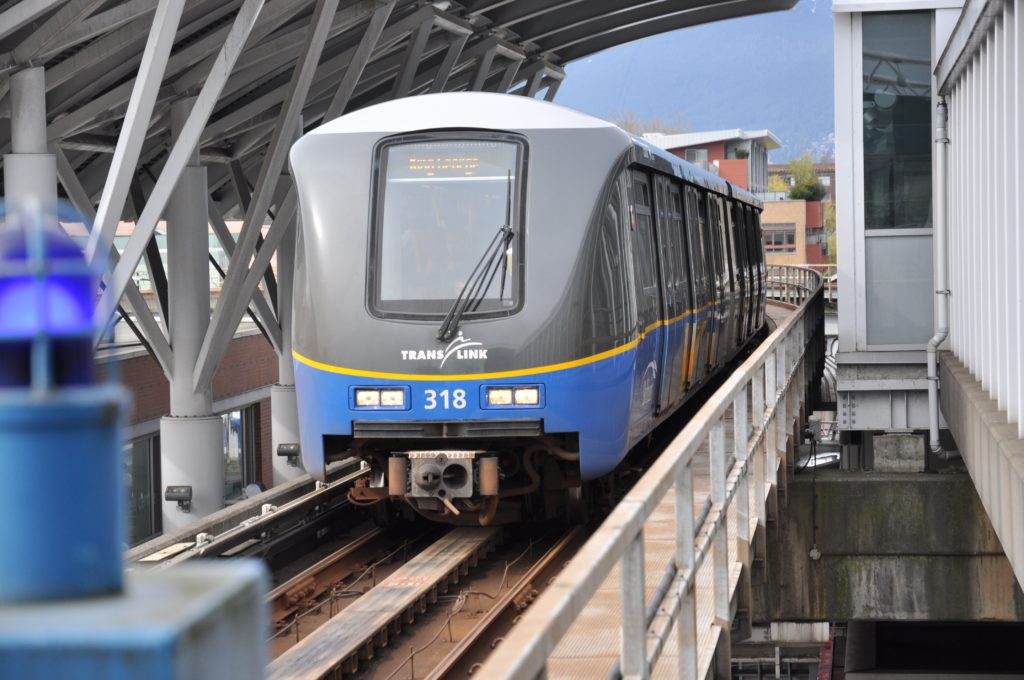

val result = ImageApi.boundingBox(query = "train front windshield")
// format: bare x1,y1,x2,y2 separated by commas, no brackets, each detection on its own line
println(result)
373,137,523,318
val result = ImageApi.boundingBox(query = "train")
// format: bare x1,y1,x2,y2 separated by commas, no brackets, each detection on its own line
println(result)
288,93,767,525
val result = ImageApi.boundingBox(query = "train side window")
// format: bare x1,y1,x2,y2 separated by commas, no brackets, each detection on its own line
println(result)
732,202,750,286
630,171,659,324
669,183,690,313
585,171,631,341
653,177,677,316
684,186,707,304
699,190,719,293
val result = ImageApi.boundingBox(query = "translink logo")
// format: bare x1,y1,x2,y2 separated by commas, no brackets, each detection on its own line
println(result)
400,332,488,367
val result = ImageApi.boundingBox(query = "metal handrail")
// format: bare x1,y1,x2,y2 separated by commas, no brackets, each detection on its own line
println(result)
480,265,825,680
766,263,835,304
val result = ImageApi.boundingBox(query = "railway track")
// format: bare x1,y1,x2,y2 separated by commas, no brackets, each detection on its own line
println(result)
266,524,583,679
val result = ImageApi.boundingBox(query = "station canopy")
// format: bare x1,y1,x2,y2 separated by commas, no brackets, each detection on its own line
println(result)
0,0,795,378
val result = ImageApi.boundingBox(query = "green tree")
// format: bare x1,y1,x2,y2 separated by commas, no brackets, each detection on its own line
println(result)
787,152,827,201
825,202,837,265
768,174,789,193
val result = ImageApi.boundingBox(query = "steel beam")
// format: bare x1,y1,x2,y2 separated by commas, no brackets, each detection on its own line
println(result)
0,0,67,42
207,198,283,351
12,0,107,65
324,0,397,121
85,0,187,265
392,13,433,98
429,33,468,93
195,0,347,392
196,189,297,391
53,147,174,373
96,0,267,326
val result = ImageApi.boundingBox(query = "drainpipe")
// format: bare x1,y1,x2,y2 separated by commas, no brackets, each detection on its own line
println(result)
927,98,950,454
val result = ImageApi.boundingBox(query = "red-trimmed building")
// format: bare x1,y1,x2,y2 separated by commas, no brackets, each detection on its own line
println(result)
642,128,782,194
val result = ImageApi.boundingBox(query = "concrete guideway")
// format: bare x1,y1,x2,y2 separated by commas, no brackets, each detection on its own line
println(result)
480,268,826,679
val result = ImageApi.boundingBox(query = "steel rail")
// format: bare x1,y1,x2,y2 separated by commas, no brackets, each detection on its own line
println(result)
425,526,583,679
268,526,386,626
268,527,500,679
137,463,370,569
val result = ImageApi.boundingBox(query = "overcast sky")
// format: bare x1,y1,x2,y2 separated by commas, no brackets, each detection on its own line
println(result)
555,0,835,162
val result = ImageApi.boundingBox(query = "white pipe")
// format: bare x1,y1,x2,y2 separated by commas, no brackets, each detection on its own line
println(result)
927,99,950,454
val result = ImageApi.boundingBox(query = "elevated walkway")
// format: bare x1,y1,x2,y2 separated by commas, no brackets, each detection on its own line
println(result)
481,267,825,679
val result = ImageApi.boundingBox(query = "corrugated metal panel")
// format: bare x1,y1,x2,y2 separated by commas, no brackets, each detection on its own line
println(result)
945,0,1023,437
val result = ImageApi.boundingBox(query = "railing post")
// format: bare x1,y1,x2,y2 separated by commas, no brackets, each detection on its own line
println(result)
621,527,648,680
734,387,750,563
776,339,788,471
752,365,766,523
709,420,729,627
675,461,698,680
765,354,778,479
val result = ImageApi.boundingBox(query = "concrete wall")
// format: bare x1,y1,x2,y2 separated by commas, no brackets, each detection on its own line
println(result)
754,471,1024,622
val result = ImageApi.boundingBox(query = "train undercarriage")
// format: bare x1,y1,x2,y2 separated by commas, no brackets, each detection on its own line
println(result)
340,434,590,526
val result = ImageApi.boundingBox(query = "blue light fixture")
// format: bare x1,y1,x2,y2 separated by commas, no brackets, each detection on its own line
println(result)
0,206,127,602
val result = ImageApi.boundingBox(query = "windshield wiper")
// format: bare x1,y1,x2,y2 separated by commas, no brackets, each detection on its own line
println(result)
436,173,515,342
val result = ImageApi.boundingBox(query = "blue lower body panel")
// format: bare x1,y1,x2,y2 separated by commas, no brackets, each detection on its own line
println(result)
294,347,638,481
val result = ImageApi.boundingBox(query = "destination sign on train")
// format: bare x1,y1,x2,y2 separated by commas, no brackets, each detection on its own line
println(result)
385,141,516,181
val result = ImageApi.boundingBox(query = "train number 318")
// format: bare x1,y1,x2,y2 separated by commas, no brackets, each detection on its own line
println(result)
423,389,467,410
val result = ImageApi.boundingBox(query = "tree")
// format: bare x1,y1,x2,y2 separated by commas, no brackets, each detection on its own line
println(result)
613,110,690,136
768,174,789,193
787,152,827,201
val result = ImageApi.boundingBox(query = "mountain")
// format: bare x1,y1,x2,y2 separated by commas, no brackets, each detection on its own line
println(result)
554,0,835,163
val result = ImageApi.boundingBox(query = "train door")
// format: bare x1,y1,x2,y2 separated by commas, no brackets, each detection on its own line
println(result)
627,170,662,439
717,195,740,361
751,206,767,327
683,185,709,390
702,193,723,370
653,176,689,411
711,196,733,364
731,201,751,342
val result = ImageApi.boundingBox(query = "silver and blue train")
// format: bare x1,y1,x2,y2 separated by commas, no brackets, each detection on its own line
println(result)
289,93,766,524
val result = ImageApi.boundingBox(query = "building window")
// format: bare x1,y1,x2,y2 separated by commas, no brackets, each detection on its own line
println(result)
684,148,708,168
124,436,161,546
763,225,797,253
223,405,259,503
819,175,831,186
862,12,932,230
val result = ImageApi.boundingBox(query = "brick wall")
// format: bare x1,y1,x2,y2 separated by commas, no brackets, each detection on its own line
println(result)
112,333,279,425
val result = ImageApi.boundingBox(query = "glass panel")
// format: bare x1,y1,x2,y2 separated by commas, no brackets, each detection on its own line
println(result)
862,12,932,230
224,410,244,503
124,438,156,545
865,235,933,345
376,138,522,316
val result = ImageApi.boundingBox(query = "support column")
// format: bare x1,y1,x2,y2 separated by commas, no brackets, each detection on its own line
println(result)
4,67,56,216
160,97,222,531
272,121,303,485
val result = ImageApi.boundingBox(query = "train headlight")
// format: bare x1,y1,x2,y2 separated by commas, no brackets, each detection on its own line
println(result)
487,388,513,406
380,389,405,407
355,389,381,407
514,387,540,405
